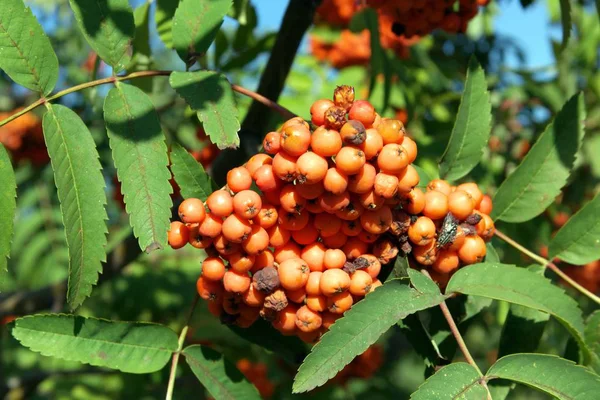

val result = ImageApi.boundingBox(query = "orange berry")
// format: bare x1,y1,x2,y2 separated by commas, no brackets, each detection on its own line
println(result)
296,181,325,200
279,184,306,213
281,124,311,156
274,241,302,263
347,163,376,194
301,242,326,272
178,198,206,224
335,146,366,175
296,152,328,184
213,234,241,256
358,254,381,279
188,224,213,249
377,144,409,174
448,190,475,221
397,165,420,193
359,128,384,159
320,269,351,296
340,120,367,145
254,164,279,192
263,131,281,154
359,190,385,210
478,194,493,215
323,167,349,194
202,257,226,280
341,219,362,236
306,295,327,312
478,213,495,241
367,279,383,294
402,188,425,214
242,225,269,255
279,209,310,231
251,249,275,273
272,151,298,182
336,200,364,221
458,235,487,265
168,221,189,249
321,312,341,329
196,276,223,302
311,99,335,126
206,190,233,217
311,126,343,157
296,305,322,332
348,100,376,128
233,190,262,219
374,172,399,199
360,206,393,234
457,182,483,208
327,291,353,314
229,252,255,273
305,198,324,214
432,249,460,273
306,271,323,296
324,249,347,270
349,270,373,296
255,204,278,229
413,240,438,266
273,304,298,334
320,191,351,213
198,213,223,238
223,270,251,293
292,223,320,245
227,167,252,193
342,236,369,259
408,216,436,246
402,136,418,163
358,230,378,243
278,257,310,291
427,179,452,196
322,233,348,248
423,190,449,220
376,118,405,144
267,225,291,247
287,288,307,304
314,212,342,237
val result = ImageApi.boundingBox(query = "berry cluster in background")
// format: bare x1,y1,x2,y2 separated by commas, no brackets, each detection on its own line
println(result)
0,109,48,165
167,85,495,346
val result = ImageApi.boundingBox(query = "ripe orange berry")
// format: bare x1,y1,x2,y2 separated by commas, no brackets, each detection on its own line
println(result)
281,124,311,156
377,144,409,174
233,190,262,219
320,269,351,296
314,212,342,237
349,100,376,128
306,295,327,312
281,116,310,131
358,230,378,244
340,120,367,145
458,235,487,264
397,165,420,193
279,209,310,231
311,126,343,157
301,242,326,272
213,234,240,256
254,164,279,193
222,214,252,243
274,241,302,263
310,99,335,126
229,252,255,273
279,185,306,213
306,271,323,296
402,136,418,163
432,249,460,274
358,254,381,279
178,198,206,224
376,118,405,144
336,200,364,221
292,223,320,245
408,216,436,246
349,270,373,296
323,167,349,194
223,270,251,293
342,236,369,259
202,257,226,280
477,213,495,241
335,146,366,175
296,305,322,332
478,194,493,215
168,221,189,249
402,188,425,214
242,284,266,307
360,128,384,159
287,288,307,304
427,179,452,196
255,204,278,229
273,304,298,334
448,190,475,220
206,190,233,218
278,257,310,291
296,152,328,184
305,198,324,214
272,151,298,182
322,312,341,329
359,190,385,210
263,131,281,154
360,206,393,234
457,182,483,208
252,249,275,273
227,167,252,193
198,213,223,238
324,248,347,270
296,181,325,200
267,225,291,247
347,163,376,194
197,276,223,302
327,291,353,314
322,233,348,249
188,224,213,249
374,172,399,199
242,225,269,255
207,301,222,317
413,240,438,266
423,190,449,220
320,191,351,213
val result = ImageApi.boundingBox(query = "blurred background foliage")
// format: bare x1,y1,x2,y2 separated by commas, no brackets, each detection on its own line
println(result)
1,0,599,398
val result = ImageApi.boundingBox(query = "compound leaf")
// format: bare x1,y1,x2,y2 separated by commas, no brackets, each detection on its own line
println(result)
0,143,15,282
410,362,488,400
492,94,585,222
11,314,178,373
183,345,261,400
104,83,172,253
169,142,214,201
43,104,108,309
0,0,59,94
439,58,492,182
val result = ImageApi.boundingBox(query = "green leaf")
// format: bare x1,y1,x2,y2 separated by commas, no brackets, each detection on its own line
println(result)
585,311,600,368
156,0,178,48
446,263,589,362
170,71,240,149
549,193,600,265
11,314,178,373
414,164,432,189
104,83,173,253
69,0,135,72
183,345,261,400
172,0,232,63
0,143,15,281
410,363,488,399
43,104,108,309
559,0,572,50
497,266,550,357
487,354,600,399
229,0,250,25
132,1,151,57
492,94,585,222
439,58,492,182
398,314,444,368
384,256,409,282
170,143,214,201
293,273,445,393
0,0,59,94
485,242,499,263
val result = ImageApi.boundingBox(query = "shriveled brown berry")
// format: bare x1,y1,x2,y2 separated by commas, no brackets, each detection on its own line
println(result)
324,105,347,130
340,120,366,145
252,266,280,293
263,289,288,312
333,85,355,111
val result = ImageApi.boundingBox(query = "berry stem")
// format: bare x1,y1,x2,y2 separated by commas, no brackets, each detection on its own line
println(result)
165,293,200,400
494,229,600,305
0,71,295,127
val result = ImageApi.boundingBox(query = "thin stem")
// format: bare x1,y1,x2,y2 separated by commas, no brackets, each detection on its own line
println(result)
495,230,600,305
165,294,200,400
421,270,483,377
231,84,296,119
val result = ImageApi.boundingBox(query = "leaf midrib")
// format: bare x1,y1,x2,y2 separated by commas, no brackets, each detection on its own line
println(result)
0,14,42,91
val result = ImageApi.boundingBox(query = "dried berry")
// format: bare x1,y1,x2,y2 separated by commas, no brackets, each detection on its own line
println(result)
324,106,347,130
333,85,355,111
253,266,280,293
263,289,288,312
465,213,483,225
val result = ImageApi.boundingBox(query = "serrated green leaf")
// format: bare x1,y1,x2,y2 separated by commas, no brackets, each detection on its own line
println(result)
11,314,177,373
132,1,151,57
156,0,178,48
68,0,134,72
498,266,550,358
183,345,261,400
170,71,240,149
559,0,572,50
439,58,492,182
104,83,173,253
293,274,445,393
170,142,214,201
0,0,59,94
172,0,232,63
487,354,600,399
410,362,488,399
43,105,108,309
492,94,585,222
0,143,15,283
549,193,600,265
384,256,409,282
446,263,589,362
585,311,600,370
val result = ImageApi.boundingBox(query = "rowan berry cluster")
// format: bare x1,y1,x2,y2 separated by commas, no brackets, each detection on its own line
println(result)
236,359,276,398
167,85,494,343
0,109,48,165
